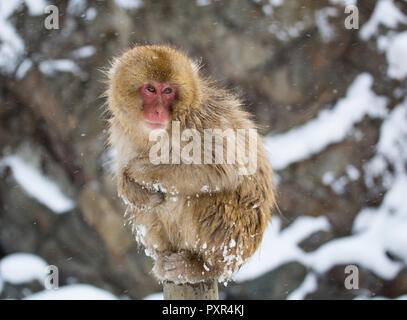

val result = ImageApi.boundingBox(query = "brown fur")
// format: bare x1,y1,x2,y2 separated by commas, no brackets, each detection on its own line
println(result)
105,45,277,284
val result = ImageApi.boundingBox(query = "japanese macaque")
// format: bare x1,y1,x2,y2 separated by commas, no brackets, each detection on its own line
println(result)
105,45,277,284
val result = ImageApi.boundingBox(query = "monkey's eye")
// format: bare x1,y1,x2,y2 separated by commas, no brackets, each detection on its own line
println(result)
146,85,156,93
162,87,172,94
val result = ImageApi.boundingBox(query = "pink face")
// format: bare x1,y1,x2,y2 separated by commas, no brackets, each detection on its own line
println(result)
139,81,177,130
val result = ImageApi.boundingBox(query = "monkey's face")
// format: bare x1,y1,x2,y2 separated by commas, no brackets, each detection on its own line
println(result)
139,81,177,131
108,45,201,137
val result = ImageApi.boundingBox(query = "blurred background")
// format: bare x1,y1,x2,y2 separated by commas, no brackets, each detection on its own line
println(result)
0,0,406,300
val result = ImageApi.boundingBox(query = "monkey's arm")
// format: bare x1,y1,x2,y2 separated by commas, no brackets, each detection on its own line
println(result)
126,159,242,196
118,169,164,209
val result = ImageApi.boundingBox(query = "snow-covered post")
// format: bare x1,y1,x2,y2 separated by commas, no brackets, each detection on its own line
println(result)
163,280,218,300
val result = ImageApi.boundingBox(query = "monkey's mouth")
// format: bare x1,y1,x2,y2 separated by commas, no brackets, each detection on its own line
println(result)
144,120,168,130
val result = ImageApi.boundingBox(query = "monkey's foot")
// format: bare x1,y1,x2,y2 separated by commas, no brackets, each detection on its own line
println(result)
153,252,206,284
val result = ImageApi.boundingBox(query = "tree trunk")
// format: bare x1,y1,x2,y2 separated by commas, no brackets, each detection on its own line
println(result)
163,281,219,300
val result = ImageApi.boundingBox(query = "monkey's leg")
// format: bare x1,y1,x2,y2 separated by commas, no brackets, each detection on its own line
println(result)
153,248,248,284
131,208,173,256
191,196,269,283
150,220,263,284
153,250,209,284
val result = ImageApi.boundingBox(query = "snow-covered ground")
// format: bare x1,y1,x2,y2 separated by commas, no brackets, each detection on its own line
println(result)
24,284,118,300
264,73,388,170
0,253,48,285
0,156,75,214
143,292,164,300
0,253,118,300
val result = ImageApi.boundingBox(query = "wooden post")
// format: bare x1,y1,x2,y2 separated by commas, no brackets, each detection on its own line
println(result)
163,280,219,300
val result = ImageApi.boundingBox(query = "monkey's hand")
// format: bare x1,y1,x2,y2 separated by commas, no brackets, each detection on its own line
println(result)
127,157,242,197
118,170,164,210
